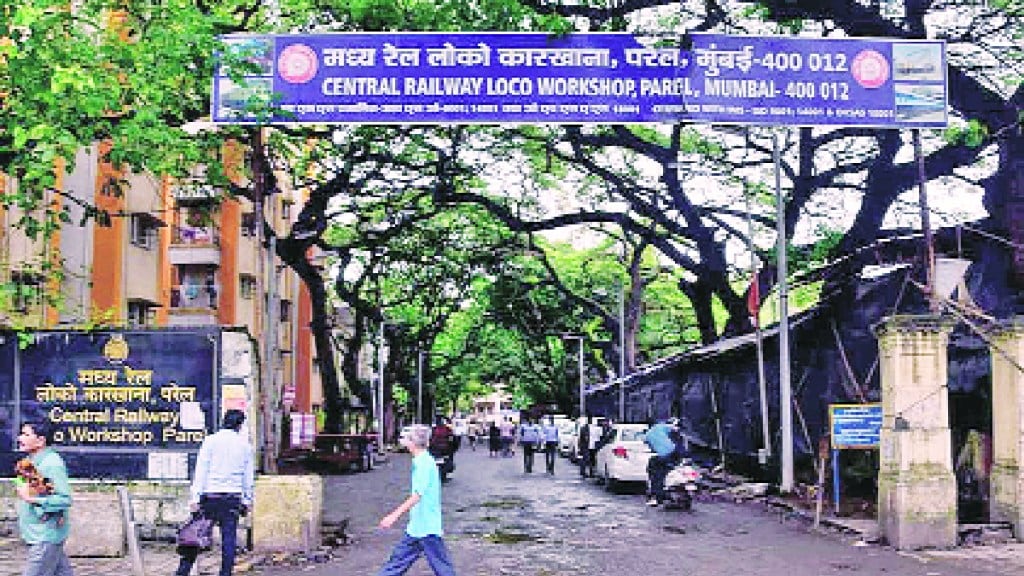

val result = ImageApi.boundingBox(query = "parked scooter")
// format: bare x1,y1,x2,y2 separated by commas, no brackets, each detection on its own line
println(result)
663,458,702,510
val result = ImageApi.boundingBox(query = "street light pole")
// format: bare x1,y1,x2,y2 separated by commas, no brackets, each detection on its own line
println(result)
560,334,586,417
578,337,584,418
417,350,424,425
376,321,388,454
618,280,626,423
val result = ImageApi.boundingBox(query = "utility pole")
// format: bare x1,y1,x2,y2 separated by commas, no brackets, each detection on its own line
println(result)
774,130,794,492
578,337,585,418
253,128,277,473
561,334,586,418
376,321,386,452
618,280,626,422
914,130,938,312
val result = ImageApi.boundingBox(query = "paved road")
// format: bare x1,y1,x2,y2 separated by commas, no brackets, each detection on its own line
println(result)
269,447,1022,576
0,448,1019,575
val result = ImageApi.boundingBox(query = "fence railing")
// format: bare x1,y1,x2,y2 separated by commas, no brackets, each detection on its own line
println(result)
171,226,220,246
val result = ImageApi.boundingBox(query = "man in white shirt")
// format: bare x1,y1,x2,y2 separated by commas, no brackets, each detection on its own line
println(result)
176,409,254,576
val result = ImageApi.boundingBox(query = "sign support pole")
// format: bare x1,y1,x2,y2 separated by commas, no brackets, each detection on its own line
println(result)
832,448,841,513
775,130,794,493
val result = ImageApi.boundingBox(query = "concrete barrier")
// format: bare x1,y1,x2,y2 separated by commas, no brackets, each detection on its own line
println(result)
252,475,323,551
65,492,126,557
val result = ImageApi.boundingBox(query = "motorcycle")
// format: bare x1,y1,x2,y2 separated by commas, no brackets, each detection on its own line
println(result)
431,449,455,482
663,458,702,510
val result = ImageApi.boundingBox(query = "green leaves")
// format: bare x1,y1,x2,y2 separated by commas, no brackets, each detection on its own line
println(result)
943,119,989,148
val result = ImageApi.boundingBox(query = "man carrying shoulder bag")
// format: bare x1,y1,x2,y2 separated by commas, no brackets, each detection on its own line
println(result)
176,409,254,576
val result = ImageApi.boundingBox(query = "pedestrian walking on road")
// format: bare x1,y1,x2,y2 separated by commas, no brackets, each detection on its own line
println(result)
518,418,542,473
540,417,560,474
499,418,515,457
577,418,592,477
176,409,254,576
376,425,458,576
15,419,73,576
488,422,501,458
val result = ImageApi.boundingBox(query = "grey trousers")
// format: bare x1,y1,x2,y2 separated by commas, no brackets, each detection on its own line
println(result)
23,542,74,576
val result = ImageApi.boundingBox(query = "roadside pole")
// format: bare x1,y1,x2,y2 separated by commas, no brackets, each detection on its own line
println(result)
775,130,794,493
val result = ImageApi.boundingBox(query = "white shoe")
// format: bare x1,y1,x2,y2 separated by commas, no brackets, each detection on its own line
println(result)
646,498,660,507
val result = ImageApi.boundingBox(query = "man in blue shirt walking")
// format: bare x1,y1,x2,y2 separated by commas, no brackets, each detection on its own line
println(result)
518,418,542,473
177,409,254,576
540,417,560,475
377,425,457,576
15,420,73,576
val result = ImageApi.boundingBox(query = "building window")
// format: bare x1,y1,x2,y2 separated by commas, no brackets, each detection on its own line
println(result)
10,272,42,313
127,300,156,326
240,274,256,299
130,213,160,250
241,212,257,237
280,299,292,322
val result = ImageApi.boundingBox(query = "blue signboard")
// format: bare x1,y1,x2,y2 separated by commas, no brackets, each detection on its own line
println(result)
212,32,947,128
1,330,219,479
829,403,882,449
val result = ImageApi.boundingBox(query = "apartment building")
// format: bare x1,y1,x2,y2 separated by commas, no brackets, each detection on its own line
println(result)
0,140,324,420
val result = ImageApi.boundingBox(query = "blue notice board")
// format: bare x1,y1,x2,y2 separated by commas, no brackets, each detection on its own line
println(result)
829,403,882,449
212,33,947,127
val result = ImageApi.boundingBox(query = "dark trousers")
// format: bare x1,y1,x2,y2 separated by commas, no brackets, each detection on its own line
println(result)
522,442,536,472
544,441,557,474
647,455,677,501
377,533,456,576
579,448,595,477
176,494,242,576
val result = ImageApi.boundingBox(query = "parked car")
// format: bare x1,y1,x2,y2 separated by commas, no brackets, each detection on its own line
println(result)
594,424,652,491
557,420,577,457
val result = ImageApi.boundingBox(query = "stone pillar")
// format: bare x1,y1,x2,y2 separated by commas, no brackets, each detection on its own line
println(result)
252,475,323,551
990,319,1024,539
876,316,957,550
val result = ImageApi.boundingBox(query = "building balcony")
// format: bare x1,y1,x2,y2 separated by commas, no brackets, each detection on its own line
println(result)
170,284,219,309
167,284,219,326
168,226,221,266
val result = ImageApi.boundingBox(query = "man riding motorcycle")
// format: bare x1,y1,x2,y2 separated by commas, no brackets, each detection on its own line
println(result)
428,417,457,481
644,417,686,506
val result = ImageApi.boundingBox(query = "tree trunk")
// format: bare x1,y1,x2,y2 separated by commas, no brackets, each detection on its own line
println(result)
275,240,346,433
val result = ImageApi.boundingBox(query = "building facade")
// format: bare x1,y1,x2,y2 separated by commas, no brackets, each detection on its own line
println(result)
0,139,324,443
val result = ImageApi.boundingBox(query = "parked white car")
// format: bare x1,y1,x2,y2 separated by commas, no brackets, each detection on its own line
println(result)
557,420,577,457
594,424,652,490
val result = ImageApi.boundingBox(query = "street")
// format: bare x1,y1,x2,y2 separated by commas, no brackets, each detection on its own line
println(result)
266,448,1020,576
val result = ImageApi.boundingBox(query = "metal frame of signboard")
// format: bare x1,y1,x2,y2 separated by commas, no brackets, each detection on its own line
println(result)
211,32,948,129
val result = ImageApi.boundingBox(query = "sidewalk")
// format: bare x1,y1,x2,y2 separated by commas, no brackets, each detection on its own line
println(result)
760,496,1024,575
